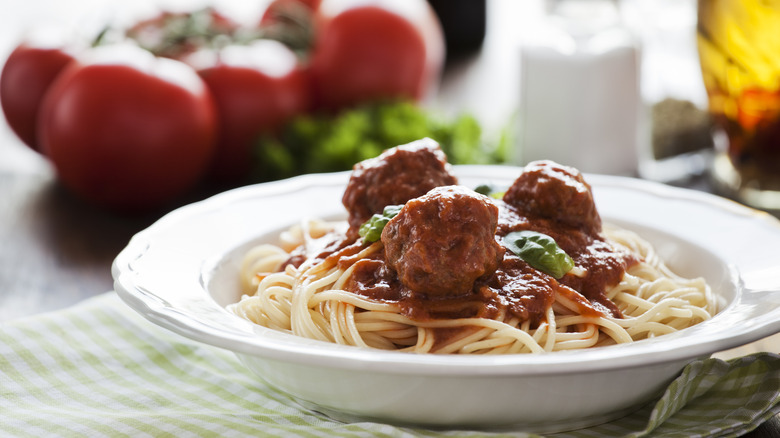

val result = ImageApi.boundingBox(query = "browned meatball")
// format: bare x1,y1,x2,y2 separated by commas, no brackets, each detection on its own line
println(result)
342,138,458,233
381,186,503,299
503,160,601,234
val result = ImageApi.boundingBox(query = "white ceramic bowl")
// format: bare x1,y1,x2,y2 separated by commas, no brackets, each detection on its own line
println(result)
113,166,780,433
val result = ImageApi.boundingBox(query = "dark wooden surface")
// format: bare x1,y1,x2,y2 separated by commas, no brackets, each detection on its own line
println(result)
0,0,777,436
0,167,151,320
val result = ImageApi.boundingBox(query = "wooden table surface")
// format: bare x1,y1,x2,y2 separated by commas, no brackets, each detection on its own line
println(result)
1,0,778,436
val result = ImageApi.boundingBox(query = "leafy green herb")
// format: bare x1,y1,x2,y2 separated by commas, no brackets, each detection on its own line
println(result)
503,231,574,279
474,183,505,199
358,205,403,243
251,100,510,182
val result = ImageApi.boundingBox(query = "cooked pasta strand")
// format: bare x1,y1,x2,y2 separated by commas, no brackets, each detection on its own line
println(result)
228,223,715,354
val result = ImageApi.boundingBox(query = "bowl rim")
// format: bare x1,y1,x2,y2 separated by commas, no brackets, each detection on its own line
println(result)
113,165,780,377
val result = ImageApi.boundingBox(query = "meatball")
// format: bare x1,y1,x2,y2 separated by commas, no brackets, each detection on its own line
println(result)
381,186,503,299
342,138,458,233
503,160,601,233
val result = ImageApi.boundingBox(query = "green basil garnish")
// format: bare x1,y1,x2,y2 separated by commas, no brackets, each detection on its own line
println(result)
474,183,505,199
358,205,403,242
503,230,574,279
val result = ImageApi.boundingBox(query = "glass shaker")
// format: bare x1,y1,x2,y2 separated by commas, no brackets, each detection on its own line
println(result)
623,0,715,184
517,0,641,175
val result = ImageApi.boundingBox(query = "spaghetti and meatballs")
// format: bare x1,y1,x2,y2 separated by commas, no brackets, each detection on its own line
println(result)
229,138,716,354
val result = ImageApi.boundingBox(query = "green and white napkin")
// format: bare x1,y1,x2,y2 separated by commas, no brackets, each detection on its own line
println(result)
1,292,778,438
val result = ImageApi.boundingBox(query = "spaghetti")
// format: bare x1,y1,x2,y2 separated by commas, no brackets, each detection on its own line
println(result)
229,141,716,354
230,220,715,353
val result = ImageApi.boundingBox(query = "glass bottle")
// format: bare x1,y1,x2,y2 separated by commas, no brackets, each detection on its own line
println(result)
697,0,780,212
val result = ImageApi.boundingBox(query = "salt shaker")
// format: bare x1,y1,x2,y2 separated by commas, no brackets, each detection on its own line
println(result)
517,0,641,175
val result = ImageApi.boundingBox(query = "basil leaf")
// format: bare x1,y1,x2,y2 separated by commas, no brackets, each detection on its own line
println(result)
503,230,574,279
474,183,505,199
359,205,403,242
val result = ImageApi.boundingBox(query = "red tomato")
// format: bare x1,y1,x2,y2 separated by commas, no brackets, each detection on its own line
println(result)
309,0,444,112
193,40,311,183
38,45,217,212
0,41,76,151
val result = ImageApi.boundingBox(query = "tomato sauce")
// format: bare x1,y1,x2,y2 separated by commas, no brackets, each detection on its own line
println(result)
340,197,636,325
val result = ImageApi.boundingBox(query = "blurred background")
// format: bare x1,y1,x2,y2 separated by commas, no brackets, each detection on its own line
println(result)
0,0,706,169
0,0,711,186
0,0,712,180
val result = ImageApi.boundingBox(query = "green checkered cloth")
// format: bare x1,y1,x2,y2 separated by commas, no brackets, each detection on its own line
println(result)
1,292,778,438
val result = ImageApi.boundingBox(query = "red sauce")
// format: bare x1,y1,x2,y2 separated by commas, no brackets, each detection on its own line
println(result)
494,199,638,319
339,198,637,325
